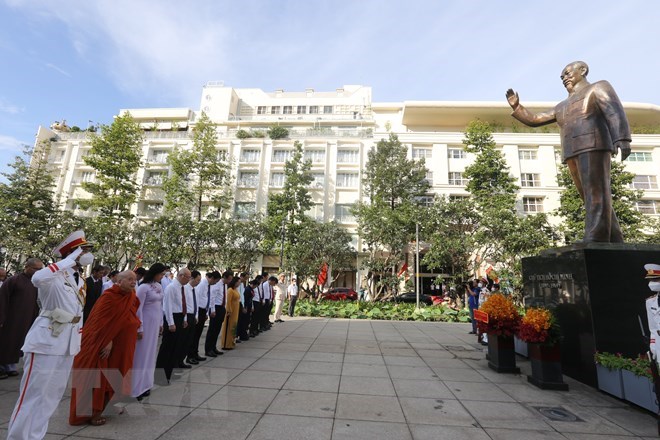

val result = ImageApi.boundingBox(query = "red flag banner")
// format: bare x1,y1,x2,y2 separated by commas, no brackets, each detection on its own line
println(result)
397,263,409,277
473,310,489,323
317,262,328,286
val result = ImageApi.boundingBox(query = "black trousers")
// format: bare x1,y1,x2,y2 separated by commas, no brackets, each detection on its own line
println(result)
237,305,249,340
205,305,225,353
261,299,271,328
288,296,298,317
251,302,262,333
156,313,188,381
188,308,207,358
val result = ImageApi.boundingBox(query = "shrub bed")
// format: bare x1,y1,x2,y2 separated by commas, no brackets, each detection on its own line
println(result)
291,299,470,322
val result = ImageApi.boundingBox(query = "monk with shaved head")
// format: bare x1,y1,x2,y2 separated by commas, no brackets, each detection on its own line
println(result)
69,270,141,426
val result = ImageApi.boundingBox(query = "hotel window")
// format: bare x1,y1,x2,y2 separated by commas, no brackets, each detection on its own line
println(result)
336,172,359,188
337,149,359,163
272,149,292,163
632,175,658,189
309,173,325,189
636,200,660,215
297,106,307,114
519,149,538,160
309,106,319,114
523,197,544,213
448,172,467,186
240,148,261,163
271,106,281,114
234,202,256,220
304,149,326,163
450,195,470,202
257,106,267,115
448,148,466,159
412,147,432,159
283,106,292,114
305,204,324,221
628,152,653,162
521,173,541,187
270,172,285,187
323,105,333,114
216,149,228,161
425,171,434,185
151,150,168,163
417,195,435,207
144,202,164,216
145,171,165,185
335,204,355,223
81,171,95,183
238,171,259,187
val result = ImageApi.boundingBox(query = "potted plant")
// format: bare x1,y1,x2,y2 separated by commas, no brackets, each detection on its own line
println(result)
594,351,627,399
517,307,568,390
477,293,521,373
621,355,658,412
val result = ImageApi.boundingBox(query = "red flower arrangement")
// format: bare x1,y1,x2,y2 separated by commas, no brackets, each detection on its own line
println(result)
476,293,520,337
517,307,558,344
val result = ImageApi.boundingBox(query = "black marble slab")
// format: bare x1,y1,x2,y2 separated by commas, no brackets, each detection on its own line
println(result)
522,243,660,386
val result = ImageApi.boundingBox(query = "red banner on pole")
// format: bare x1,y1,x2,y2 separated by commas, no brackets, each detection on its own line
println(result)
473,310,489,323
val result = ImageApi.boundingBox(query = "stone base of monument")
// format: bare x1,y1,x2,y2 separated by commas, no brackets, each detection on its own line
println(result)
522,243,660,387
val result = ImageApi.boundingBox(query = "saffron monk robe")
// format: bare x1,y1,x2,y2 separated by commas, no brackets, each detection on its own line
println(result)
69,271,141,426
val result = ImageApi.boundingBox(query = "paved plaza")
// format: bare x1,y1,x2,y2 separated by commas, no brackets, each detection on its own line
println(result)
1,317,658,439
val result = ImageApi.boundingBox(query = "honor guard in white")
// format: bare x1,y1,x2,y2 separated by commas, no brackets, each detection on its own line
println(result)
644,263,660,366
7,230,94,440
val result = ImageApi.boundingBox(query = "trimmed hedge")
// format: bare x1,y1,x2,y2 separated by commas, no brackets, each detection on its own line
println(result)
291,299,470,322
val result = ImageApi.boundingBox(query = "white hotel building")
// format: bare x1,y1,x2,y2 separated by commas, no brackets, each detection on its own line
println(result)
37,84,660,285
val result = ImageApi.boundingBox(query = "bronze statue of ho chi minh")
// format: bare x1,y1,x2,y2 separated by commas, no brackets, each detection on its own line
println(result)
506,61,631,243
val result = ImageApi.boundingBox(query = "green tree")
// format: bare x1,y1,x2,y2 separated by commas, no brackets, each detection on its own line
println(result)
0,143,72,269
265,141,314,269
78,112,144,219
555,161,648,243
353,133,429,298
208,217,268,272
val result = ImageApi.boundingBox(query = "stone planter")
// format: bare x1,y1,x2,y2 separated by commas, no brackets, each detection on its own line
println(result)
527,343,569,391
622,370,658,413
514,336,528,358
596,365,624,398
487,334,520,374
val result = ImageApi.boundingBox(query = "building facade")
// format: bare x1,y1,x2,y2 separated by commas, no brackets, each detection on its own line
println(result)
37,84,660,286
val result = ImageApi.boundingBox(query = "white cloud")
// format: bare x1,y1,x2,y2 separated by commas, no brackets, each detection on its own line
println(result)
45,63,71,78
0,134,27,152
0,98,23,114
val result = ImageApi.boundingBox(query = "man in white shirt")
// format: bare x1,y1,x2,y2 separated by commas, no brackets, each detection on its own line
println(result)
273,274,287,323
287,277,299,317
183,270,201,365
261,276,277,330
250,275,264,336
204,270,233,357
187,270,221,363
155,268,192,383
236,272,250,342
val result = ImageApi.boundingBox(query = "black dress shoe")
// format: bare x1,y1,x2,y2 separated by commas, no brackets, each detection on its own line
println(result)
205,351,217,358
177,364,192,369
196,355,207,361
213,348,222,355
186,358,199,365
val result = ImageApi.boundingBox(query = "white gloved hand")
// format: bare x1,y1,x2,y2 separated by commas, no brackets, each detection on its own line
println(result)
67,246,84,261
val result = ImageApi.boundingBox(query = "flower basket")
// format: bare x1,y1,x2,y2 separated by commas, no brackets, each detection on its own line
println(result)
479,294,521,374
487,334,520,374
596,364,624,399
621,355,658,413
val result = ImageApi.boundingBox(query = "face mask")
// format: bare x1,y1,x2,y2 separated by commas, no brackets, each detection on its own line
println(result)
477,283,483,288
79,253,95,266
649,281,660,292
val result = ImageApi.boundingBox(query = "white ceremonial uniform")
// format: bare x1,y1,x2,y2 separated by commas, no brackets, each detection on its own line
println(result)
8,250,84,440
646,295,660,364
274,281,286,321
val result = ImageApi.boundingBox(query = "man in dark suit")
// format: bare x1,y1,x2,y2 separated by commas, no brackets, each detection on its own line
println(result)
84,265,105,323
506,61,631,243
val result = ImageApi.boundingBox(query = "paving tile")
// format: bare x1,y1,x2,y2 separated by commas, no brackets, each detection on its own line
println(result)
159,408,258,440
431,367,489,382
341,363,389,378
392,379,454,399
461,401,552,431
142,381,219,408
186,367,243,385
485,428,571,440
383,355,427,367
343,354,385,365
495,383,570,405
387,365,436,380
247,414,333,440
381,348,418,357
336,394,405,422
410,424,491,440
445,381,516,402
339,376,396,396
302,352,344,363
206,355,257,370
399,397,476,426
273,342,312,352
261,350,306,361
228,371,291,389
203,385,278,413
283,373,341,393
308,344,345,353
295,361,342,376
223,348,269,358
250,358,300,373
536,403,637,436
423,358,469,369
333,419,412,440
590,406,659,437
267,390,337,418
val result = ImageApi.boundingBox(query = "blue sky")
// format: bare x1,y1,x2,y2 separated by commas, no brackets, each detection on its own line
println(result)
1,0,659,176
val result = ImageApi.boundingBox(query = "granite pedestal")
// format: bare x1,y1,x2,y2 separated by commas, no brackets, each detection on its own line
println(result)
522,243,660,386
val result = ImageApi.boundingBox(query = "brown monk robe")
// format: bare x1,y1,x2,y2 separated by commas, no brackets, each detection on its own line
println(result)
69,271,141,426
220,281,240,350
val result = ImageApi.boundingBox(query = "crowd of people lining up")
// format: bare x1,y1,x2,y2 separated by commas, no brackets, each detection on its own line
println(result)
466,277,500,346
0,230,300,439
